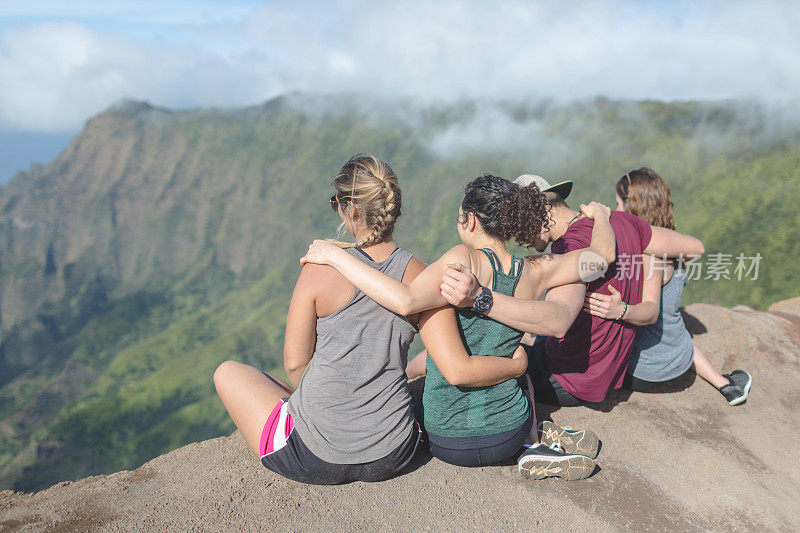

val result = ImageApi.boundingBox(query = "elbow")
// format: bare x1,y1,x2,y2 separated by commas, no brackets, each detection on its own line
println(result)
445,371,467,387
696,240,705,257
395,294,415,316
545,319,571,339
552,325,570,339
283,359,304,377
441,366,469,387
642,304,660,325
554,315,575,338
686,238,704,259
602,244,616,265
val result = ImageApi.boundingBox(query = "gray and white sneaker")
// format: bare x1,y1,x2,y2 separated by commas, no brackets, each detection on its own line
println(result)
539,421,600,459
721,370,752,405
517,442,596,481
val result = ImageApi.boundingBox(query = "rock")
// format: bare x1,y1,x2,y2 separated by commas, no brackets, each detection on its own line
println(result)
2,299,799,531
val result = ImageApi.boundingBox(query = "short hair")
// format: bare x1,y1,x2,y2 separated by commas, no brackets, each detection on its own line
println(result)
542,190,569,209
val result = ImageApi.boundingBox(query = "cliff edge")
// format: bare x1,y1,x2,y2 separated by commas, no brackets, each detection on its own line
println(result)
2,299,800,532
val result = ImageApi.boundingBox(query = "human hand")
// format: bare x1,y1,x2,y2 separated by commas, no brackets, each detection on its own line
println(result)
580,201,612,220
440,262,481,307
583,285,626,320
511,345,528,377
300,239,347,266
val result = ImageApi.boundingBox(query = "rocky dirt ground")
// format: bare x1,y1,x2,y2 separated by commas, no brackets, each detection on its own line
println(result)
2,299,800,532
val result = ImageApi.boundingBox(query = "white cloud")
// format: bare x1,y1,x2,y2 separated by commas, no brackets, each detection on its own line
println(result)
0,21,274,131
1,1,799,132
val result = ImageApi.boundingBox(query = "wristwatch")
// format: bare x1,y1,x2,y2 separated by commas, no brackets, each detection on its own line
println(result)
472,286,493,313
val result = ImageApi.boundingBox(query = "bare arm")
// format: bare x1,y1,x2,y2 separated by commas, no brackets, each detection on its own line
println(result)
301,240,472,315
644,226,705,259
536,202,616,290
441,260,587,337
283,265,319,387
583,255,662,326
489,282,587,338
418,306,527,387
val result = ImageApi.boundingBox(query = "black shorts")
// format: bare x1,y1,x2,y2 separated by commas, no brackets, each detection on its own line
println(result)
426,406,533,467
261,414,422,485
525,336,582,407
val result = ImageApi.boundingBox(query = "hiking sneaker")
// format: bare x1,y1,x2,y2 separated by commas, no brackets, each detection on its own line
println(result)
720,370,752,405
539,421,600,459
517,442,595,481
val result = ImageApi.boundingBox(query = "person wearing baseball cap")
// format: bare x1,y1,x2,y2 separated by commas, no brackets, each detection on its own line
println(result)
441,172,706,407
513,174,573,202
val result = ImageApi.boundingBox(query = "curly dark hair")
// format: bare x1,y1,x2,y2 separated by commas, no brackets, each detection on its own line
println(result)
460,175,550,249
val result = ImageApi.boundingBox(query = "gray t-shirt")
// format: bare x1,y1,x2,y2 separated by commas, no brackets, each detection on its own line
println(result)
288,246,417,464
628,262,694,382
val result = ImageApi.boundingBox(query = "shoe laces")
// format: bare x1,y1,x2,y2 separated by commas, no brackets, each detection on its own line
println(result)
538,422,574,433
546,441,563,453
521,441,563,452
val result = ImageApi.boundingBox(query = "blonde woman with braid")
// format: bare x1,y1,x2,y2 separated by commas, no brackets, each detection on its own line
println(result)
213,155,529,484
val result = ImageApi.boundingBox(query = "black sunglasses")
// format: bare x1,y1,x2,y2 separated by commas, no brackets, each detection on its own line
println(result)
329,194,349,211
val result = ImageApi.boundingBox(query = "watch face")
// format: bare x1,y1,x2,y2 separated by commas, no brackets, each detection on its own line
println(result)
474,287,492,312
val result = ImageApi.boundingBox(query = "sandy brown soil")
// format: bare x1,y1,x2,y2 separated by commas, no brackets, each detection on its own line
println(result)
2,300,799,532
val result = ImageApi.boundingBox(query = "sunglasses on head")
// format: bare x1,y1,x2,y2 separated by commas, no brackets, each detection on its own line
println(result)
329,194,349,211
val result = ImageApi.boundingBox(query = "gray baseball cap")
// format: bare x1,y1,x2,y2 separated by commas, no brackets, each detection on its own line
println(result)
513,174,573,200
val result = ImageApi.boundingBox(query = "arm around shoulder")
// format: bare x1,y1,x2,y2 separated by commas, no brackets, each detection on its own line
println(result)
645,226,705,260
483,281,586,338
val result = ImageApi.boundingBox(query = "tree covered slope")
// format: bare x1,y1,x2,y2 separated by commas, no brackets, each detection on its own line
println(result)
1,95,797,490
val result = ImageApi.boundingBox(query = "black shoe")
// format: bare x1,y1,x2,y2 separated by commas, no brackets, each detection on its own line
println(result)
517,443,595,481
539,421,600,459
721,370,752,405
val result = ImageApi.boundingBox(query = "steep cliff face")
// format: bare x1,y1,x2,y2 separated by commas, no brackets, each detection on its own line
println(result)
2,299,799,532
1,95,799,494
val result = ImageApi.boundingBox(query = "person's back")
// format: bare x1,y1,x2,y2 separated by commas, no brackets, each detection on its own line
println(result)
214,154,428,486
628,262,693,381
289,246,417,464
423,248,529,439
545,210,652,402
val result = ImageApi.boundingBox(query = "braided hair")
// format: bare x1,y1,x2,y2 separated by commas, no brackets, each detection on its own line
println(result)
332,154,402,248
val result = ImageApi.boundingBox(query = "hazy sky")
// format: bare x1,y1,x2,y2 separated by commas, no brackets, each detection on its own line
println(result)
1,0,798,134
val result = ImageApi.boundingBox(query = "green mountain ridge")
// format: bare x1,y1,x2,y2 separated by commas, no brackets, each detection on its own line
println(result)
1,94,798,491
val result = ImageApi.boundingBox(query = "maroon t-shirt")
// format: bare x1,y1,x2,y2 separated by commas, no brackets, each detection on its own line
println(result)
545,211,653,402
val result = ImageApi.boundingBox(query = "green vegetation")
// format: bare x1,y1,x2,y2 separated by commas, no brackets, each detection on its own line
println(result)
1,95,798,491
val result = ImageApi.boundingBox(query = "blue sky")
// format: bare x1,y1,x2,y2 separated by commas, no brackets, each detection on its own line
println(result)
0,1,798,180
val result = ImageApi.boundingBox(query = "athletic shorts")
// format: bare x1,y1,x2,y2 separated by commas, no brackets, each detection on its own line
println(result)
259,398,422,485
426,403,533,467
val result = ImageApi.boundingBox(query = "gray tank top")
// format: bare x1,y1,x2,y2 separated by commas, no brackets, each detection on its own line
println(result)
288,246,417,464
628,262,694,382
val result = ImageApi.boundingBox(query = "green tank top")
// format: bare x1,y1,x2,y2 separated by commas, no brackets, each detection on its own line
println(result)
422,248,530,437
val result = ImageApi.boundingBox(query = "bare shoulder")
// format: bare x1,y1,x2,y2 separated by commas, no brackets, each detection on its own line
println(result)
524,252,556,265
524,252,557,272
296,262,348,292
402,256,428,284
440,244,474,265
517,255,547,299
